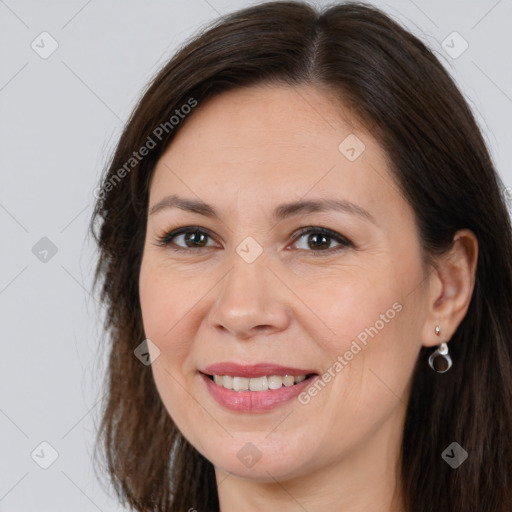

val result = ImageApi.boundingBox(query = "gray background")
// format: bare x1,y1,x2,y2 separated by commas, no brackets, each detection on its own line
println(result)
1,0,511,510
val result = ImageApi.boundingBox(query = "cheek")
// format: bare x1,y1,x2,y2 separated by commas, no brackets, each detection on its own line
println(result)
302,265,420,417
139,257,196,342
309,247,424,363
294,264,402,351
138,258,197,408
139,261,197,441
139,255,205,367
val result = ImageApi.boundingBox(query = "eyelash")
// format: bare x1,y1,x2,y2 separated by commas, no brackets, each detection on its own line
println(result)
155,225,354,256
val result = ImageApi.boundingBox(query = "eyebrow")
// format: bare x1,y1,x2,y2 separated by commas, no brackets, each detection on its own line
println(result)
149,194,376,224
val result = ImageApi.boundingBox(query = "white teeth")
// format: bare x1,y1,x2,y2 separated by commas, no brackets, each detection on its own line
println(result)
211,374,308,391
249,376,268,391
282,375,295,387
232,376,249,391
223,375,233,390
268,375,283,389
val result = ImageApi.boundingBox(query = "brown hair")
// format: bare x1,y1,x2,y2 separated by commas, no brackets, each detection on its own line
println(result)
90,2,512,511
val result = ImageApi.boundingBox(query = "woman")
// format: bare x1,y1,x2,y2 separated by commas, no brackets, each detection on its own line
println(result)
90,1,512,511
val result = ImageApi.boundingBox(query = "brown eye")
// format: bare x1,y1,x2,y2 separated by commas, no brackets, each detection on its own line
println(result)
291,227,353,255
181,231,209,248
157,227,217,251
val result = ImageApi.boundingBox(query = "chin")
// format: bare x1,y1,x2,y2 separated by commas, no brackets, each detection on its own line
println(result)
203,434,318,482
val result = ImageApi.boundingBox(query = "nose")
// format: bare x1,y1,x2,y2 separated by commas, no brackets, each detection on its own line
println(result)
207,251,291,340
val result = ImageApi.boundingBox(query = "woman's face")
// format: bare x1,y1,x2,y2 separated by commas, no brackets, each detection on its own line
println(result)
139,84,432,482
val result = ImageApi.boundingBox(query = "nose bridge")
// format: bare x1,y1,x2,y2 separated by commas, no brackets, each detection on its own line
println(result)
208,242,290,338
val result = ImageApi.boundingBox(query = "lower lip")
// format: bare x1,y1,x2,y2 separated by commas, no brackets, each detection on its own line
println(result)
200,373,317,413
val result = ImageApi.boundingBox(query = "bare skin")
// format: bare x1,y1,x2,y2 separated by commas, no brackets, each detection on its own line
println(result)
138,84,478,512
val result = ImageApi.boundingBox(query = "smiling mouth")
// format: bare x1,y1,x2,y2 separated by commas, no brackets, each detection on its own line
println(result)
204,373,317,392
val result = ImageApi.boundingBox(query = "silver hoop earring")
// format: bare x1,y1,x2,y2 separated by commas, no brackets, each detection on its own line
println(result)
428,325,452,373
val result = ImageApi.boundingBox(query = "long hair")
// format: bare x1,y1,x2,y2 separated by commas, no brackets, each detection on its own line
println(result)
90,2,512,511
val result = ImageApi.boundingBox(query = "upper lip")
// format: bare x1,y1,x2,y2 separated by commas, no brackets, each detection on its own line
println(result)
201,362,318,378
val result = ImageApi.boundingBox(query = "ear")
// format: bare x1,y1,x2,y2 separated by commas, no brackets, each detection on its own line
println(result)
421,229,478,348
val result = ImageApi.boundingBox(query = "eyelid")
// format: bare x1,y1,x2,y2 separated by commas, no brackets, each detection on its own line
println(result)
287,227,354,257
154,225,354,253
290,226,353,248
155,225,220,249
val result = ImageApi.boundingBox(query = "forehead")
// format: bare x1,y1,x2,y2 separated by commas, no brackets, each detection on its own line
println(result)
162,84,369,164
149,84,403,224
